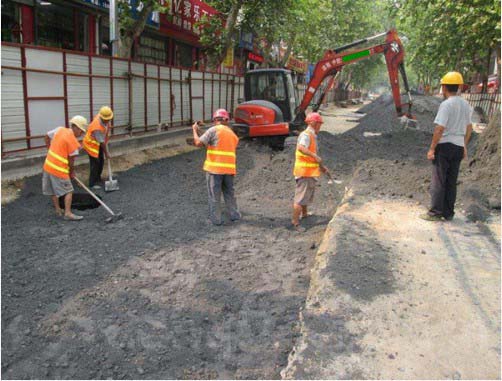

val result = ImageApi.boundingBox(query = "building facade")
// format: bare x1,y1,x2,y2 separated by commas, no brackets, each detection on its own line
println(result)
1,0,228,70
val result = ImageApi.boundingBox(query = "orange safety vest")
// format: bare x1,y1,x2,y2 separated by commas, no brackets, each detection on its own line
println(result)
43,127,81,179
83,116,106,158
203,125,239,175
293,130,320,177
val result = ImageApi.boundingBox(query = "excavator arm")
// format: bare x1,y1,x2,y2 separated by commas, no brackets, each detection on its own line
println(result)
295,29,414,124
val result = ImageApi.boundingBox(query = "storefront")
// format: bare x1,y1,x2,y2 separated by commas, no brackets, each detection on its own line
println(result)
1,0,224,70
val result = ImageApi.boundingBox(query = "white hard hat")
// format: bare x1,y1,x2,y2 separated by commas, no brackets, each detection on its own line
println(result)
69,115,88,132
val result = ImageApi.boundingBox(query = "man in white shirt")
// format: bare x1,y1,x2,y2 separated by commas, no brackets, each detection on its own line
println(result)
420,71,473,221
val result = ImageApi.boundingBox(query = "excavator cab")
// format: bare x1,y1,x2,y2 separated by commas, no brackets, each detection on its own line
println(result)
244,69,298,122
232,69,298,139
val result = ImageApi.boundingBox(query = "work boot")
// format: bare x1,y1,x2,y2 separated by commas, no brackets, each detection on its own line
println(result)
419,213,443,222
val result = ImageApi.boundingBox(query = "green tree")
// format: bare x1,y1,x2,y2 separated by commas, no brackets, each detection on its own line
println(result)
394,0,501,89
117,0,169,58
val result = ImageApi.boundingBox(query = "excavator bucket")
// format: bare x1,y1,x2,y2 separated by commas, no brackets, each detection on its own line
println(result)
400,114,418,129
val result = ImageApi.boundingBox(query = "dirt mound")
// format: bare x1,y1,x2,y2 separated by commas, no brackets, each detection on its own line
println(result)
462,112,501,212
354,95,499,220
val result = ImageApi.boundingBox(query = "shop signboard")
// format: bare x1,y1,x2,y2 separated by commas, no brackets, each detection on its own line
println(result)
223,47,234,68
285,55,307,73
247,52,264,63
239,32,253,51
163,0,219,36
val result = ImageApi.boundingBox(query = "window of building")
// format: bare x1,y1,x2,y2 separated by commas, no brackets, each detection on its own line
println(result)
35,0,75,50
137,34,167,64
76,12,89,52
99,17,111,56
1,1,21,43
175,41,193,68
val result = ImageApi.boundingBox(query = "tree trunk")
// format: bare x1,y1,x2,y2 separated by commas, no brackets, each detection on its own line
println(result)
117,3,155,59
279,32,297,68
215,0,244,65
496,44,501,90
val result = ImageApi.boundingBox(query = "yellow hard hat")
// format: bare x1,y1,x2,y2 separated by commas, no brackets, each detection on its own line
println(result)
99,106,114,121
69,115,88,132
441,71,464,85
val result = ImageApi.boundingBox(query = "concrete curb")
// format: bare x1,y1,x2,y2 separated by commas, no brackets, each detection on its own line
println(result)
1,127,191,181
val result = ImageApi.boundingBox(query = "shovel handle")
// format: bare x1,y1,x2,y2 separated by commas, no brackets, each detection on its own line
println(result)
106,143,114,180
73,176,116,216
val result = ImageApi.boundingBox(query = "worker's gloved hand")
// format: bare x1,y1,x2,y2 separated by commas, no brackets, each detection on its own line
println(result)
70,171,76,179
320,165,328,173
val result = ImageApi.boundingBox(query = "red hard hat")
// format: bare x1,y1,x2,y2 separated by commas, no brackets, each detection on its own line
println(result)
213,108,230,121
305,112,323,124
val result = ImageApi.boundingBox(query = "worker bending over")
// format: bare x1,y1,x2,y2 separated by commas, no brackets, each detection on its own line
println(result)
291,112,326,231
43,116,88,221
192,108,241,225
83,106,113,189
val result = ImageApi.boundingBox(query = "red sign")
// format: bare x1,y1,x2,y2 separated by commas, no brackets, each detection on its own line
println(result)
285,55,307,73
160,0,219,44
248,52,264,63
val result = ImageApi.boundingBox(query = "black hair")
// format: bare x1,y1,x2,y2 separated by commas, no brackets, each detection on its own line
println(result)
444,84,459,93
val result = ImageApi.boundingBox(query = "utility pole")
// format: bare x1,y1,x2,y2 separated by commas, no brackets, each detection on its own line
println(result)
110,0,119,56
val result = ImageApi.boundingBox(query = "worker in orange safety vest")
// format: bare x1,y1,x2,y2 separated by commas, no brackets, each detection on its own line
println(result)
291,112,327,231
83,106,113,189
43,115,88,221
192,108,241,225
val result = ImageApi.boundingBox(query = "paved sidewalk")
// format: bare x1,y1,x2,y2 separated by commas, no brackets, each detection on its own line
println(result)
282,190,501,379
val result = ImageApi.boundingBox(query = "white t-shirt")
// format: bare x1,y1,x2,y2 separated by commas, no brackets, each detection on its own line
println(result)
434,96,472,147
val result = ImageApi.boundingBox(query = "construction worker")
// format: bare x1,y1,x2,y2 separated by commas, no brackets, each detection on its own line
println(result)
192,108,241,225
83,106,113,189
43,115,88,221
420,71,473,221
291,112,327,231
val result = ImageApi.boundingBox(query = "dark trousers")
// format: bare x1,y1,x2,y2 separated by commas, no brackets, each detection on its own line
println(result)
88,145,104,187
206,173,240,225
429,143,464,218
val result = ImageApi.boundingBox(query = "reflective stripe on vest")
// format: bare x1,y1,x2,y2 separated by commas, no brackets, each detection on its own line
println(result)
43,128,79,179
293,130,320,177
83,116,105,158
203,125,238,175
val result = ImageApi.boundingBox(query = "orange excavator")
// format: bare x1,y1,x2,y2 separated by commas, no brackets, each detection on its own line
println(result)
231,29,416,140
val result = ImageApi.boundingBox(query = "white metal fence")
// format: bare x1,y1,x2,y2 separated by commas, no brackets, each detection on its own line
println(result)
1,42,244,155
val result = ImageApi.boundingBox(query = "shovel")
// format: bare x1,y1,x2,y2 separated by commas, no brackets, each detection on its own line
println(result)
105,144,119,192
74,176,123,223
322,165,342,185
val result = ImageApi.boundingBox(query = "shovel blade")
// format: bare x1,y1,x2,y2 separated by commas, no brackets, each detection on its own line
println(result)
105,179,119,192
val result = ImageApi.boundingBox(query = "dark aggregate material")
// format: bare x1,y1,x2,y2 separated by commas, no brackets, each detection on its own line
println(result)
2,95,498,379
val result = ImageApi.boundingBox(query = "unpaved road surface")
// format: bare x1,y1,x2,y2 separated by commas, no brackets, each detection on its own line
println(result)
282,196,500,380
2,97,500,379
1,131,341,379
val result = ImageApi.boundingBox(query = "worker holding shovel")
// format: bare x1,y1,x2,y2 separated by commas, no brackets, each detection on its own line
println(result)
42,115,88,221
291,112,327,232
192,108,241,226
83,106,113,190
